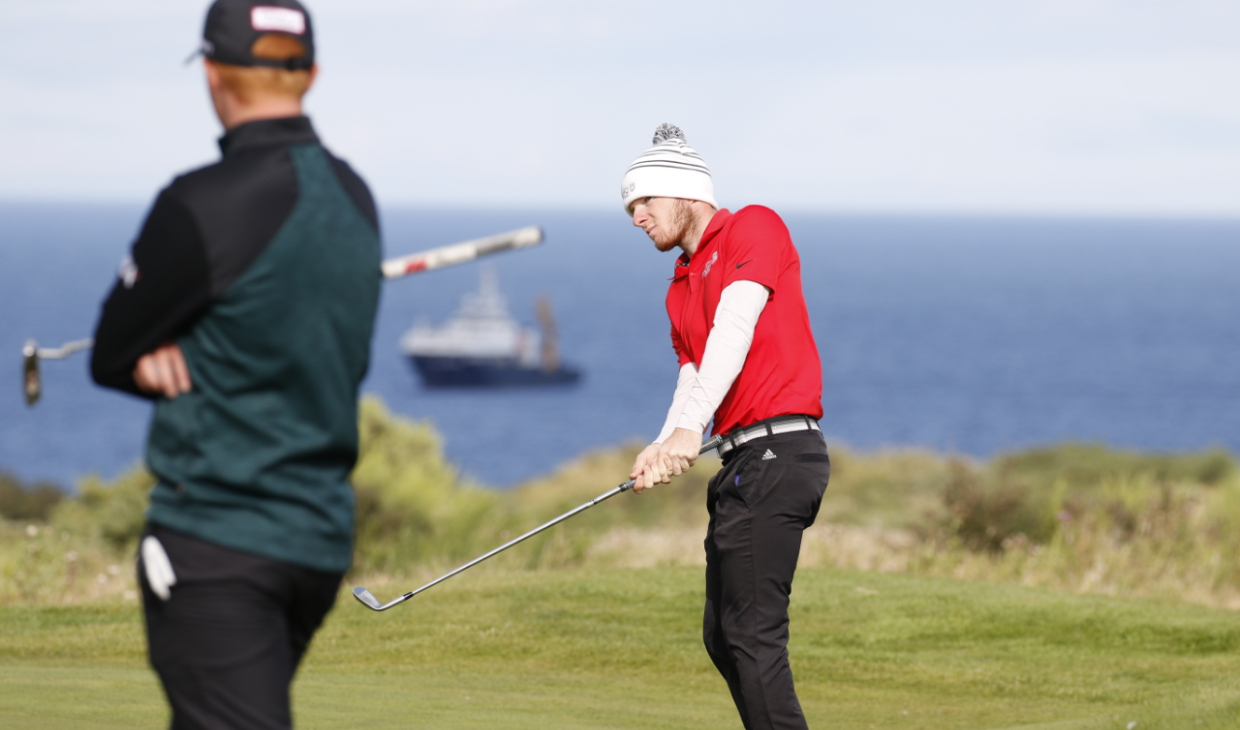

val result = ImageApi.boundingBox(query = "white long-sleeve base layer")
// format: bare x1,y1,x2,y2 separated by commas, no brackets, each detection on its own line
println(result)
654,280,770,444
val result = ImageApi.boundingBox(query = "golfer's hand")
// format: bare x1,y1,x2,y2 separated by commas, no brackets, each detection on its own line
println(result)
134,343,192,399
658,427,702,479
630,442,665,494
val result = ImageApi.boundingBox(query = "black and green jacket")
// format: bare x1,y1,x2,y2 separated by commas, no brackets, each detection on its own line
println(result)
91,116,381,574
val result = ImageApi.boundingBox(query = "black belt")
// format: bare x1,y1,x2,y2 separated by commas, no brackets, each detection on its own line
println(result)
716,414,821,457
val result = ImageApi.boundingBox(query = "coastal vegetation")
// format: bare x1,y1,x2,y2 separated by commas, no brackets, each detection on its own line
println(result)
4,397,1240,727
4,395,1238,609
0,471,62,522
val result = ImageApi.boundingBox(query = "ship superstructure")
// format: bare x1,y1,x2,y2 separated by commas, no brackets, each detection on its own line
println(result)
400,267,580,387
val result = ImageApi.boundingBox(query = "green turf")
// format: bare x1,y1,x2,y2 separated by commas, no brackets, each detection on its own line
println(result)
3,567,1240,729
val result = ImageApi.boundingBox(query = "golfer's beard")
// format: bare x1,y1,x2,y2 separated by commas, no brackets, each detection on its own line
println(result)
663,200,694,250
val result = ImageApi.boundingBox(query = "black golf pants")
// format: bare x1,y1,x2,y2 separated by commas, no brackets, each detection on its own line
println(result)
139,523,343,730
704,429,830,730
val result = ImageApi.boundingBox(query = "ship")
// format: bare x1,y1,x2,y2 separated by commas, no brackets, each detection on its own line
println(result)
400,267,581,388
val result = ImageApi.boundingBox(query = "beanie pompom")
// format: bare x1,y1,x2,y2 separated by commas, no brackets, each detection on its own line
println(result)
652,123,685,145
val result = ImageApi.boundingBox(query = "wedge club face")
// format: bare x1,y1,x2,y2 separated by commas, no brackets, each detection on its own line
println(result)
22,340,41,406
353,586,400,611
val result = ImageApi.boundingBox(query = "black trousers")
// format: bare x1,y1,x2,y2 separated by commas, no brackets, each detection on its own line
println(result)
704,429,830,730
138,523,343,730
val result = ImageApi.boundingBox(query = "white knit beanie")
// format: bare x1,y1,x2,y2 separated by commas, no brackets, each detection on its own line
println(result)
621,123,717,214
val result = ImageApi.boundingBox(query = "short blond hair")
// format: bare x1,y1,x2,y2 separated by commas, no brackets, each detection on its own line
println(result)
213,34,313,103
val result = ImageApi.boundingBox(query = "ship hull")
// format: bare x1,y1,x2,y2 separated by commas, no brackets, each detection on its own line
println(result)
409,356,581,388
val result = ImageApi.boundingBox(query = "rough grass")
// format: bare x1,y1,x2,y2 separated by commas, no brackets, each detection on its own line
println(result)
3,567,1240,729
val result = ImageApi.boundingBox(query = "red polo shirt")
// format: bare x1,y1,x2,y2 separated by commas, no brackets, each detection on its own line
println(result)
666,206,823,436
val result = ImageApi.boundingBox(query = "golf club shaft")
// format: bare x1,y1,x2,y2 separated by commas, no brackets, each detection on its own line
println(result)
28,229,540,355
31,338,94,360
381,226,542,279
397,484,630,602
355,434,724,611
23,227,543,406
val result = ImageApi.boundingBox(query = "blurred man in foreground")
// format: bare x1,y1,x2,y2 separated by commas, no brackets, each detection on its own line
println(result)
623,124,830,730
90,1,381,727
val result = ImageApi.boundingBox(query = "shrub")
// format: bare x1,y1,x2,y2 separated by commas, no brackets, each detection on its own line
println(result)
350,396,506,574
942,460,1055,551
0,472,64,521
51,468,154,553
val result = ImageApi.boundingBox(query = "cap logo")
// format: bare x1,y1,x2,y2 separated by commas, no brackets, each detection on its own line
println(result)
251,6,306,35
622,182,636,200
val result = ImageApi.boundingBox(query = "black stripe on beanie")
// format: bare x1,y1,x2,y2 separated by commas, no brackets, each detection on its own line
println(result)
626,160,712,174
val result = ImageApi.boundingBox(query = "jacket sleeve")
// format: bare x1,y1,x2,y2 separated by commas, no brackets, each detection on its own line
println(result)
90,189,213,398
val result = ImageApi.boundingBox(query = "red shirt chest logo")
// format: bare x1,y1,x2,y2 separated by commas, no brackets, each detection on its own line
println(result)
701,250,719,279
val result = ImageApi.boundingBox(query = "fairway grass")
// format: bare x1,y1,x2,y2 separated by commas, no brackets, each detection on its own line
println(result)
3,567,1240,729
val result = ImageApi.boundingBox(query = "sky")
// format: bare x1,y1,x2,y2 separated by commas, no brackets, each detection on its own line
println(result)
1,0,1238,216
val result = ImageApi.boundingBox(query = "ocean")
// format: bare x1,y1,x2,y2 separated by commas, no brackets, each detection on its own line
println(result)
2,203,1238,489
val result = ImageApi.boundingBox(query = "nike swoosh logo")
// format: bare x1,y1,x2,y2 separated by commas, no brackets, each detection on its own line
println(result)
736,260,754,269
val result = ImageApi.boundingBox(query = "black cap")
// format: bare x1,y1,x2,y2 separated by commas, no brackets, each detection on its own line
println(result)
190,0,315,71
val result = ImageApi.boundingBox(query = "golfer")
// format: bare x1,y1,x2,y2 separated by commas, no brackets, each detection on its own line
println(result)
623,124,829,730
90,1,380,728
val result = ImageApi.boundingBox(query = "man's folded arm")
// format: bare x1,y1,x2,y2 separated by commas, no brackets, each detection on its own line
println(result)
91,190,213,398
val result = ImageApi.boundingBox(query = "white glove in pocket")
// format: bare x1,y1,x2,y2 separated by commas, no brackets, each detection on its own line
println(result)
141,535,177,601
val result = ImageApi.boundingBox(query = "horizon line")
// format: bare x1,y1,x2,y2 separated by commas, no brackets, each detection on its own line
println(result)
2,198,1239,224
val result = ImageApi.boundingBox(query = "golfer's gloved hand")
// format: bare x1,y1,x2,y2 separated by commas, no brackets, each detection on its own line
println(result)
141,535,177,601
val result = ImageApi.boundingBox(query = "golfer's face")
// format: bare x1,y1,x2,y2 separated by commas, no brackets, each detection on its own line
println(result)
630,197,683,252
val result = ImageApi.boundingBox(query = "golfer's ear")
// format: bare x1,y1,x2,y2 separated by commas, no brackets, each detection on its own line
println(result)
203,59,223,93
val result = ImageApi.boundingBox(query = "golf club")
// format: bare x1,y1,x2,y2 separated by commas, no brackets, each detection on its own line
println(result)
21,226,544,406
352,433,726,612
381,225,542,279
22,338,94,406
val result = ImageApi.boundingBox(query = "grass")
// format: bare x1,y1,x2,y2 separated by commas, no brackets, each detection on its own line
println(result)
3,566,1240,729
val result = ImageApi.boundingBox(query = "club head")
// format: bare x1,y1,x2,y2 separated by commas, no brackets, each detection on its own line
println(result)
22,340,41,406
353,586,383,610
